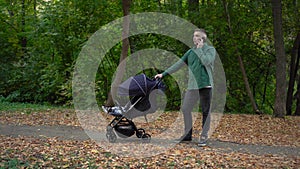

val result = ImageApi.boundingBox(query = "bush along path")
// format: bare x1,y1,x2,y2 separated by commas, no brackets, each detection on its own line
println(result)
0,110,299,168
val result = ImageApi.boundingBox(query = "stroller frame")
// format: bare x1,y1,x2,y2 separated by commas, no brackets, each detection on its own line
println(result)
105,97,150,143
104,74,165,143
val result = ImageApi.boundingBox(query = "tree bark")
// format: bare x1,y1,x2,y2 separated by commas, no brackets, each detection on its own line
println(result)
105,0,131,106
294,33,300,116
222,0,261,114
21,0,27,57
286,32,300,115
271,0,286,117
295,72,300,115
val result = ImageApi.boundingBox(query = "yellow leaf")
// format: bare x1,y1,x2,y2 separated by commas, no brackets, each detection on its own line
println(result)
62,158,69,162
91,149,99,153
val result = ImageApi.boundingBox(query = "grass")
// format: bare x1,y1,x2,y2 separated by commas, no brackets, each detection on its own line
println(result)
0,100,70,113
0,158,30,169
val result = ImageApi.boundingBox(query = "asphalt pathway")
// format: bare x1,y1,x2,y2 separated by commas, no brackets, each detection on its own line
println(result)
1,124,299,157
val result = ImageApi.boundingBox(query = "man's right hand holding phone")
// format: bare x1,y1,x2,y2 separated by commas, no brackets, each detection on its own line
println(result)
196,38,204,48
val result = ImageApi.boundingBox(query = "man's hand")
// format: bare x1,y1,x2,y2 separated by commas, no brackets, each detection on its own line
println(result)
155,74,163,79
196,38,204,48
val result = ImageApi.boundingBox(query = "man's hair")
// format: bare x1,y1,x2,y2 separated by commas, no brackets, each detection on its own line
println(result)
194,28,207,34
194,28,207,42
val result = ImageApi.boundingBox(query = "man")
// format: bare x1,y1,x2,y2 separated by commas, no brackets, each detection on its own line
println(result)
155,28,216,146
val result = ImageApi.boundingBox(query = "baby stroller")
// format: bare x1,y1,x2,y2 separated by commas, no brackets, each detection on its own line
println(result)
102,74,165,143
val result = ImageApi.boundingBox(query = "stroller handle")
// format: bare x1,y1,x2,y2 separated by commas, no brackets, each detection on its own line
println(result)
152,76,162,84
152,76,165,91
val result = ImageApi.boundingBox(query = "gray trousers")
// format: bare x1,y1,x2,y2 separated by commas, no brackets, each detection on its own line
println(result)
181,88,212,138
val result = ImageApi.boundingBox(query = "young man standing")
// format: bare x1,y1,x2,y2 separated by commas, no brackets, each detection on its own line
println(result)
155,29,216,146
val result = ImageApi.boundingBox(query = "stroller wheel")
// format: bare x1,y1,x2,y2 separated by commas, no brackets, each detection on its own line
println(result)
142,133,151,143
106,132,117,143
136,128,145,138
106,126,117,143
106,125,113,132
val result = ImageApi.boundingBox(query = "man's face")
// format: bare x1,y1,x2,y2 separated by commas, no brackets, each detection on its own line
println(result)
193,31,206,45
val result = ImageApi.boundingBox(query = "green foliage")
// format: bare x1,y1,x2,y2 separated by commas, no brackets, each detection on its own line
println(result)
0,0,298,114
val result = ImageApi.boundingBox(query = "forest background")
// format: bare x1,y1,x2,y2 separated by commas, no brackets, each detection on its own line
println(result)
0,0,299,116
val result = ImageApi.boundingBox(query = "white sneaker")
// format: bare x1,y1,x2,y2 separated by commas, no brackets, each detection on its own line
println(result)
198,137,208,147
102,106,108,113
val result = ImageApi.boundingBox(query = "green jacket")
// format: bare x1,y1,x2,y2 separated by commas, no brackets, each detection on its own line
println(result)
162,43,216,89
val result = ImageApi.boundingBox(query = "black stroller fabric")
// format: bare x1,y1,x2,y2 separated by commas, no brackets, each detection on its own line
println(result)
118,74,165,118
118,74,165,96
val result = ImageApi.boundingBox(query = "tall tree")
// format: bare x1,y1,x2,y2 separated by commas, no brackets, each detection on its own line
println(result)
222,0,261,114
271,0,286,117
286,32,300,115
105,0,131,106
20,0,27,57
295,71,300,115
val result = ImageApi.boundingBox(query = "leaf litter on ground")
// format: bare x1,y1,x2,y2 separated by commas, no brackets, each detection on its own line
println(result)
1,110,300,168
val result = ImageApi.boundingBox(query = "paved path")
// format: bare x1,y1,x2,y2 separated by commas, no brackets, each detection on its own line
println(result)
1,124,299,157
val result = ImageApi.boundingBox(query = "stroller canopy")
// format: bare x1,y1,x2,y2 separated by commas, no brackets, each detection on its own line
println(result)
118,74,165,96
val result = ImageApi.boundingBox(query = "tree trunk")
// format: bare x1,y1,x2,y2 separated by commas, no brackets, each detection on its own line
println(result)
222,0,261,114
295,75,300,115
105,0,131,106
21,0,27,57
271,0,286,118
286,32,300,115
294,33,300,116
